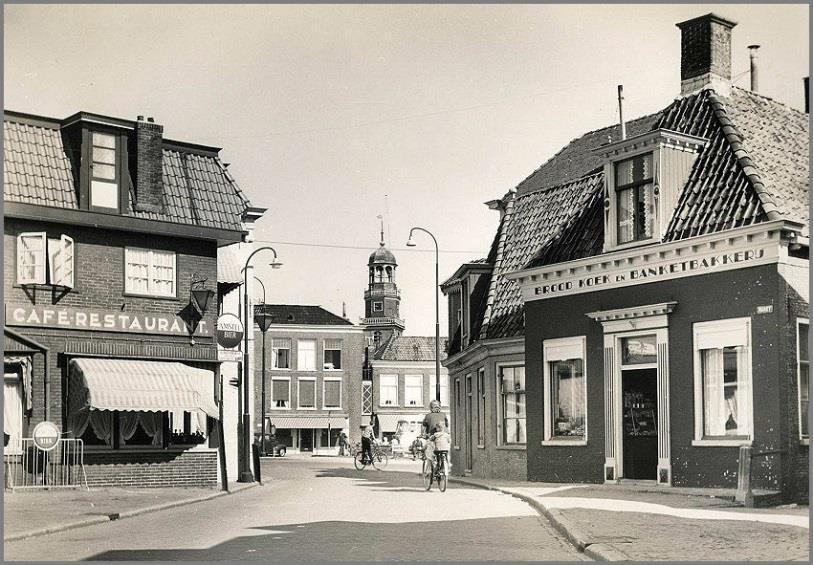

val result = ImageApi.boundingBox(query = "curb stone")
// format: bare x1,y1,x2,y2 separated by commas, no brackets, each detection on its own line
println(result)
450,477,632,561
4,482,261,543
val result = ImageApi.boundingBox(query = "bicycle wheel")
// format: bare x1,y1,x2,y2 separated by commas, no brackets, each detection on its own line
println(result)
422,458,433,491
438,455,448,492
375,452,389,469
354,452,365,471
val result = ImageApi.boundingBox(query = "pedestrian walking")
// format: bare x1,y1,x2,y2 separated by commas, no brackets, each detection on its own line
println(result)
338,430,348,456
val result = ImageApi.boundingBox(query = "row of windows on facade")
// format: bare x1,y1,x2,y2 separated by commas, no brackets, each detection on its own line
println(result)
451,318,810,448
17,233,176,297
269,338,344,371
269,377,343,410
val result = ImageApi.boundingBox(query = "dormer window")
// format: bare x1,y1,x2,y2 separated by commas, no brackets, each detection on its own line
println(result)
616,154,655,244
90,132,119,211
596,129,707,253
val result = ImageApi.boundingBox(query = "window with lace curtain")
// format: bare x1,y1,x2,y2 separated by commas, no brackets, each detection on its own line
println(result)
693,318,753,444
125,247,176,297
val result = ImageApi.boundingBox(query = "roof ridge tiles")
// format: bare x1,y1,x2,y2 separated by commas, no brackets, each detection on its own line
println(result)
707,91,782,221
730,85,808,117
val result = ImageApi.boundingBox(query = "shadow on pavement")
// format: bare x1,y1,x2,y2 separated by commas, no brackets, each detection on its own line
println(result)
84,516,573,561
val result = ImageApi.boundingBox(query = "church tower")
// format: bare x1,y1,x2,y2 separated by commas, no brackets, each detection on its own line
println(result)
362,222,405,348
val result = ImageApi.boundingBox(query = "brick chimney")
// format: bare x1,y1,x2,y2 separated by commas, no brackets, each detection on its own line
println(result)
676,13,737,96
133,115,164,213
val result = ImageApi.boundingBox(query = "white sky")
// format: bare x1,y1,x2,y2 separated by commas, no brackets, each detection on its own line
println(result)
4,4,808,336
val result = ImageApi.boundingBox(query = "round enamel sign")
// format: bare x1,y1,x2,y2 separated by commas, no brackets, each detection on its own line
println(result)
32,421,60,452
216,313,244,349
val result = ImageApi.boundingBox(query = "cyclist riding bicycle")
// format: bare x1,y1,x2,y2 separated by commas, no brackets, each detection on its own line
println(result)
421,399,450,466
360,424,375,465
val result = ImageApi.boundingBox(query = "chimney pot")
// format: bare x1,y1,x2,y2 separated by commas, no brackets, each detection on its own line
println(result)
133,118,164,213
147,117,154,123
676,13,737,96
748,45,760,93
137,115,145,121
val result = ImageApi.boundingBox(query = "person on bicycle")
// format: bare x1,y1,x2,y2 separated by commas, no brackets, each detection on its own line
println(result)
421,399,449,465
360,424,375,465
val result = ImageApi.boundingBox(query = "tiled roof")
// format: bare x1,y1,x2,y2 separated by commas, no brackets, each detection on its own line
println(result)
254,305,354,326
3,115,251,232
375,336,447,362
465,86,808,343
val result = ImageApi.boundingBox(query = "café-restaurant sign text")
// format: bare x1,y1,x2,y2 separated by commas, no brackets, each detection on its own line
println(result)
5,304,211,336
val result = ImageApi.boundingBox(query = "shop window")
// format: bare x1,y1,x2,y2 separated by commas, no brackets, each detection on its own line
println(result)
798,320,809,442
3,372,25,454
362,381,373,415
380,374,398,406
544,336,587,444
272,339,291,369
323,339,342,370
17,233,74,287
297,339,316,371
323,378,342,409
429,373,450,406
404,374,423,406
454,377,461,447
298,378,316,409
168,411,204,445
477,368,486,446
615,154,655,245
75,411,114,447
124,247,176,297
271,377,290,409
693,318,753,444
498,365,526,444
122,412,165,447
90,132,119,211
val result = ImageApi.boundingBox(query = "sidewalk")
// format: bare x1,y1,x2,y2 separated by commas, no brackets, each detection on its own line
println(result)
4,482,258,543
452,477,809,561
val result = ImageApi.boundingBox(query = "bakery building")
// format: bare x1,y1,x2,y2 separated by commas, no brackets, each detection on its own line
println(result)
445,13,809,502
3,109,261,487
254,304,365,453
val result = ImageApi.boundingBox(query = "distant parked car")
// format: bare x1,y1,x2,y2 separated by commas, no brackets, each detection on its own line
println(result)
271,443,287,457
258,436,287,457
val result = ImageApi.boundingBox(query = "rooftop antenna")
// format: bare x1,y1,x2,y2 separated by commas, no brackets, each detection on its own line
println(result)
342,301,348,319
377,214,384,246
618,85,626,140
384,194,391,246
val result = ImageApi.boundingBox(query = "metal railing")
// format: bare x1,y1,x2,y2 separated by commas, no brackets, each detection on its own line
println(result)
4,438,88,491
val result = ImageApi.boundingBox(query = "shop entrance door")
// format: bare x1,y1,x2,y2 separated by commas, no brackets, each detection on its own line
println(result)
621,368,658,480
300,429,313,452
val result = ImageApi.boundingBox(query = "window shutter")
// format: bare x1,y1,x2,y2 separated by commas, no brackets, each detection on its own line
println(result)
298,380,315,407
59,235,75,288
17,232,46,284
324,380,341,408
272,380,289,403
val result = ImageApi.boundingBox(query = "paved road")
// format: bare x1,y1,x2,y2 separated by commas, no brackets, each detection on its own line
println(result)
5,456,585,561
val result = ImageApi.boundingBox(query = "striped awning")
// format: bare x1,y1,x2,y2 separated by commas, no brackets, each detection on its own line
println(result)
68,358,218,419
268,415,347,429
217,245,244,285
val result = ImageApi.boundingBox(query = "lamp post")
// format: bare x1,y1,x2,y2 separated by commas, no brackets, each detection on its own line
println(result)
405,227,441,402
239,247,282,482
254,276,275,458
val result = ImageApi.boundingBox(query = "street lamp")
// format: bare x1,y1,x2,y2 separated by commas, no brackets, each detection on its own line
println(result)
239,247,282,482
405,227,441,402
253,276,275,457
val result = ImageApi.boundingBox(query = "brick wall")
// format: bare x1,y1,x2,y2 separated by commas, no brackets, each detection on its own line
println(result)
83,450,217,488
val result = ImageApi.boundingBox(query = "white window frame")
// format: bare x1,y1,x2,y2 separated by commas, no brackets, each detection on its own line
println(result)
542,336,588,446
379,374,398,407
361,381,373,416
323,377,342,410
297,339,317,372
17,232,47,285
4,372,24,455
604,148,661,253
323,339,343,371
271,338,291,370
692,317,753,447
50,235,75,288
404,374,423,407
90,131,120,211
270,376,291,410
797,318,809,445
17,233,75,288
495,363,527,446
429,373,450,407
297,377,317,410
124,247,176,298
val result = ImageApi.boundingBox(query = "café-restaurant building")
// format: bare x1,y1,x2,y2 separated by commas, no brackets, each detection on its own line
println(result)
3,109,257,487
